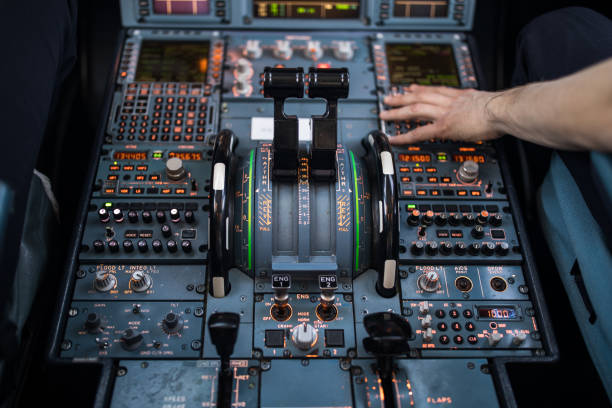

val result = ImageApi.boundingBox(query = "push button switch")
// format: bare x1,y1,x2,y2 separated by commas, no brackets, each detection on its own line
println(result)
324,329,345,348
265,330,285,348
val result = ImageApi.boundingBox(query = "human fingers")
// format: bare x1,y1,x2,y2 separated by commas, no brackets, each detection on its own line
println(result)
379,102,445,121
383,90,453,107
387,123,442,145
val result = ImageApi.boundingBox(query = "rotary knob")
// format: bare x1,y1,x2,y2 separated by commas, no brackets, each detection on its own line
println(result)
471,225,485,239
120,328,143,351
305,40,323,61
407,209,420,226
477,210,489,225
166,157,186,181
130,271,152,292
170,208,181,223
244,39,262,59
112,208,124,223
435,213,448,226
333,41,354,61
235,58,253,79
94,271,117,292
482,242,496,256
489,214,503,227
98,208,110,223
162,312,183,334
421,210,434,226
291,322,318,350
496,242,510,256
411,241,424,255
274,40,293,60
417,271,440,292
449,213,462,226
85,313,102,334
457,160,479,183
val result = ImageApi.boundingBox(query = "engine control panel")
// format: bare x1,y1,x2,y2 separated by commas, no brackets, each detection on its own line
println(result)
50,1,556,407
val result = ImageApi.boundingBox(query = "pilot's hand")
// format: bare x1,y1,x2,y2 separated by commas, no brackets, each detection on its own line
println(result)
380,84,502,145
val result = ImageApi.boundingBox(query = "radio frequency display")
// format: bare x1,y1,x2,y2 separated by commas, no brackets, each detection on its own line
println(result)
393,0,449,18
253,1,360,18
153,0,210,15
135,41,210,82
386,43,460,87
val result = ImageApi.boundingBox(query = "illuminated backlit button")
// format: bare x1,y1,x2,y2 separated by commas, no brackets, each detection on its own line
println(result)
439,335,450,345
426,167,437,173
451,322,461,331
441,177,452,183
437,322,447,331
108,175,118,181
449,309,459,319
134,188,143,194
400,167,410,173
175,188,186,194
104,188,115,194
413,167,423,173
401,176,411,182
470,190,481,196
467,335,478,344
109,165,120,171
161,188,172,194
136,175,145,181
119,188,130,194
416,190,427,196
465,322,475,331
136,165,148,171
430,189,440,196
457,190,467,196
402,190,413,196
453,335,464,344
428,177,438,182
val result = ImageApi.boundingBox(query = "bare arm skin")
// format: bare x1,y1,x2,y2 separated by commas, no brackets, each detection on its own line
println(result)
379,57,612,152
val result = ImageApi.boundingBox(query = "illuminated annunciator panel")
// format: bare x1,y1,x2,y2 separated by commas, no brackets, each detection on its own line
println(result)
374,0,475,28
121,0,229,25
252,1,360,19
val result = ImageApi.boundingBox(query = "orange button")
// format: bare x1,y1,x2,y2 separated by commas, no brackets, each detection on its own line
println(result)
401,176,411,183
104,188,115,194
175,188,186,194
136,165,148,171
134,188,143,194
150,175,159,181
108,175,118,181
428,177,438,183
123,165,134,171
430,190,440,196
441,177,452,183
471,190,481,196
413,167,423,173
109,165,120,171
417,190,427,196
161,188,172,194
402,190,413,196
119,188,130,194
457,190,467,196
426,167,437,173
135,175,145,181
400,167,410,173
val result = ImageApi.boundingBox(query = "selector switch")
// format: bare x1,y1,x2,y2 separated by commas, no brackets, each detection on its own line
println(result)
120,328,143,351
85,313,102,334
305,40,323,61
98,208,110,223
417,271,440,292
316,275,338,322
333,41,354,61
421,314,432,328
166,157,186,181
170,208,181,223
411,241,424,255
457,160,479,183
271,274,292,322
407,209,420,226
512,332,527,345
244,39,262,59
162,312,183,334
291,322,318,350
112,208,124,223
274,40,293,60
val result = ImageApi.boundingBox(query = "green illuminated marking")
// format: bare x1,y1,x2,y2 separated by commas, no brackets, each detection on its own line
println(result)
349,151,360,271
105,202,113,208
113,161,118,165
248,150,254,270
335,4,350,10
153,152,163,159
407,204,416,209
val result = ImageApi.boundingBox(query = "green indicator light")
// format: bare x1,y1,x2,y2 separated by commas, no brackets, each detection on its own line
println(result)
415,163,420,167
113,161,117,165
438,154,447,161
407,204,416,209
335,4,350,10
247,150,254,270
349,151,360,272
105,202,113,208
153,152,162,159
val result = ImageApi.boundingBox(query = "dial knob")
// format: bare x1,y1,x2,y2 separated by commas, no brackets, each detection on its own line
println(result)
496,242,510,256
93,240,105,253
156,211,166,223
184,211,195,224
274,40,293,60
181,240,192,253
425,241,438,255
411,241,424,255
488,331,503,346
291,322,318,350
305,40,323,61
108,239,119,253
482,242,496,256
457,160,479,183
454,242,467,255
435,213,448,226
449,213,462,226
471,225,485,239
440,241,453,255
170,208,181,223
161,224,172,237
94,271,117,292
421,210,434,226
142,211,153,223
162,312,183,334
477,210,489,225
235,57,253,78
130,270,152,292
407,209,420,226
333,41,354,61
123,240,134,252
417,271,440,292
463,213,475,226
112,208,124,222
489,214,503,227
235,79,253,96
166,157,186,181
137,239,148,253
244,39,262,59
98,208,110,223
85,313,102,334
468,242,481,255
152,239,163,253
120,328,143,350
167,240,178,253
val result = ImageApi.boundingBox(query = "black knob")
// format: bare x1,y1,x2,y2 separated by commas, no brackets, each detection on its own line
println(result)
489,214,503,227
121,328,143,350
98,208,110,223
482,242,495,256
407,210,420,226
440,241,452,255
108,239,119,253
434,213,448,226
93,240,105,253
426,241,438,255
417,226,427,237
471,225,484,239
454,242,467,255
477,211,489,225
468,242,481,255
167,240,178,253
137,240,148,253
181,240,192,253
496,242,509,256
85,313,101,333
152,239,163,253
170,208,181,223
113,208,124,222
123,240,134,252
463,213,475,226
449,213,462,226
208,312,240,361
421,210,434,226
156,210,166,223
162,312,182,334
142,211,153,223
161,224,172,237
411,241,424,255
184,210,195,224
128,210,139,223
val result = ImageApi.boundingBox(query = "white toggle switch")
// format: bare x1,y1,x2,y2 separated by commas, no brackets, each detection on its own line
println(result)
419,301,430,315
512,332,527,346
305,40,323,61
244,39,262,59
423,327,433,342
333,41,354,61
488,331,503,346
274,40,293,60
421,314,432,329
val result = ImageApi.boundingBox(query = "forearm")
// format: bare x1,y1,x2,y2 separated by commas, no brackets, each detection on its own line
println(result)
487,58,612,151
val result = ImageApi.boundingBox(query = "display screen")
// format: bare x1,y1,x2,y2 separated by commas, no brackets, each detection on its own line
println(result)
477,306,519,320
169,151,203,161
386,43,460,87
397,153,431,162
452,154,486,163
393,0,449,18
113,151,148,161
253,1,360,18
135,41,209,82
153,0,210,15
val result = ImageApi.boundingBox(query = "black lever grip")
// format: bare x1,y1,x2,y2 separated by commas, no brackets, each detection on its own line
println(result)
363,131,399,298
209,129,237,298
